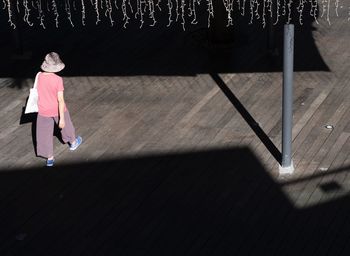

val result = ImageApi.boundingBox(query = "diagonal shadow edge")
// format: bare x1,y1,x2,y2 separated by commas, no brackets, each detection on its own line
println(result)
210,73,282,165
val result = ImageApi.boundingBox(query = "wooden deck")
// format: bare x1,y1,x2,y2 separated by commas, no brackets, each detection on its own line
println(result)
1,5,350,256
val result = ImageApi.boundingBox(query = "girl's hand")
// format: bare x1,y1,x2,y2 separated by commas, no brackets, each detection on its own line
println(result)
59,119,65,129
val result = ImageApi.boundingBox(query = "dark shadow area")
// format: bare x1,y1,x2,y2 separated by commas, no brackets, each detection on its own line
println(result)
19,107,37,126
0,147,350,255
6,78,28,89
319,181,343,193
0,1,329,81
210,73,282,164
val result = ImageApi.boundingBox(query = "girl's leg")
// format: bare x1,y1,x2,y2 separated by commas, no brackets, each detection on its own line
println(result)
36,115,55,158
55,110,76,144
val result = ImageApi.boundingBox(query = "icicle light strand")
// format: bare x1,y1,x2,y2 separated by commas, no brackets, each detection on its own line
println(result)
94,0,101,24
81,0,86,25
148,0,156,26
166,0,173,26
206,0,213,27
6,0,16,28
2,0,350,29
23,0,33,26
180,0,185,30
122,0,130,28
335,0,339,17
65,0,74,27
36,0,45,28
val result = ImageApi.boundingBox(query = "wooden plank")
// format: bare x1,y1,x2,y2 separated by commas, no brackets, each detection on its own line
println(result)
178,87,220,128
274,94,350,253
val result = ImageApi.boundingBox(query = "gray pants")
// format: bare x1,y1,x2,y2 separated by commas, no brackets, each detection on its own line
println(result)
36,111,76,158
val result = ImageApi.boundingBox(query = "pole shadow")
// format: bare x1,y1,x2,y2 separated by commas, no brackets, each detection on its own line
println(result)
210,73,282,164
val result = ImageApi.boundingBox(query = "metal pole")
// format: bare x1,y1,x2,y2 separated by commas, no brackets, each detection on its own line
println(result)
280,24,295,174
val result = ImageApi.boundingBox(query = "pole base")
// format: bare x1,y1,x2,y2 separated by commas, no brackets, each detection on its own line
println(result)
279,160,294,175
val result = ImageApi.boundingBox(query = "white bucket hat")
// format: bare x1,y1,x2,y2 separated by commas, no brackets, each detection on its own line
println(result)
41,52,65,73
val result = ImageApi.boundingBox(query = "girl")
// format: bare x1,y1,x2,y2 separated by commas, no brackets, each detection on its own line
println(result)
36,52,82,166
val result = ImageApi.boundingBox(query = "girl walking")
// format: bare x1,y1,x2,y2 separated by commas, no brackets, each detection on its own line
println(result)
36,52,82,166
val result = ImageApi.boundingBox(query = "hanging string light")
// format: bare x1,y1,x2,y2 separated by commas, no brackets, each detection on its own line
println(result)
188,0,193,17
297,0,305,25
36,0,45,28
286,0,292,24
65,0,74,26
127,0,133,13
206,0,213,27
135,0,145,28
223,0,234,26
254,0,261,20
81,0,86,25
5,0,16,28
156,0,161,10
17,0,20,13
189,0,199,25
335,0,339,17
240,0,246,15
3,0,350,29
148,0,156,26
180,0,185,30
122,0,130,28
175,0,179,21
267,0,273,17
309,0,318,24
51,0,59,27
23,0,33,26
274,0,281,25
94,0,101,24
249,0,254,24
105,0,115,26
166,0,173,26
281,0,286,16
261,0,266,28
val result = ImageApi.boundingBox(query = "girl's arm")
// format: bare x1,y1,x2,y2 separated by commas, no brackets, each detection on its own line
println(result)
58,91,65,129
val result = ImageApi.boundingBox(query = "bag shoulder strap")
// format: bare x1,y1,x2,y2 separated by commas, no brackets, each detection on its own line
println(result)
33,72,41,89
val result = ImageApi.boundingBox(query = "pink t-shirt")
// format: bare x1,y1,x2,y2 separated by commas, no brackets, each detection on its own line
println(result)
37,72,66,117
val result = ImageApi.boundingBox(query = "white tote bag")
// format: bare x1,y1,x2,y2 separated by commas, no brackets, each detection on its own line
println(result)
25,72,40,114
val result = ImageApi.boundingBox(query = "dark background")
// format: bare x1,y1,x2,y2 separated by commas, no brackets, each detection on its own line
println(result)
0,0,328,78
